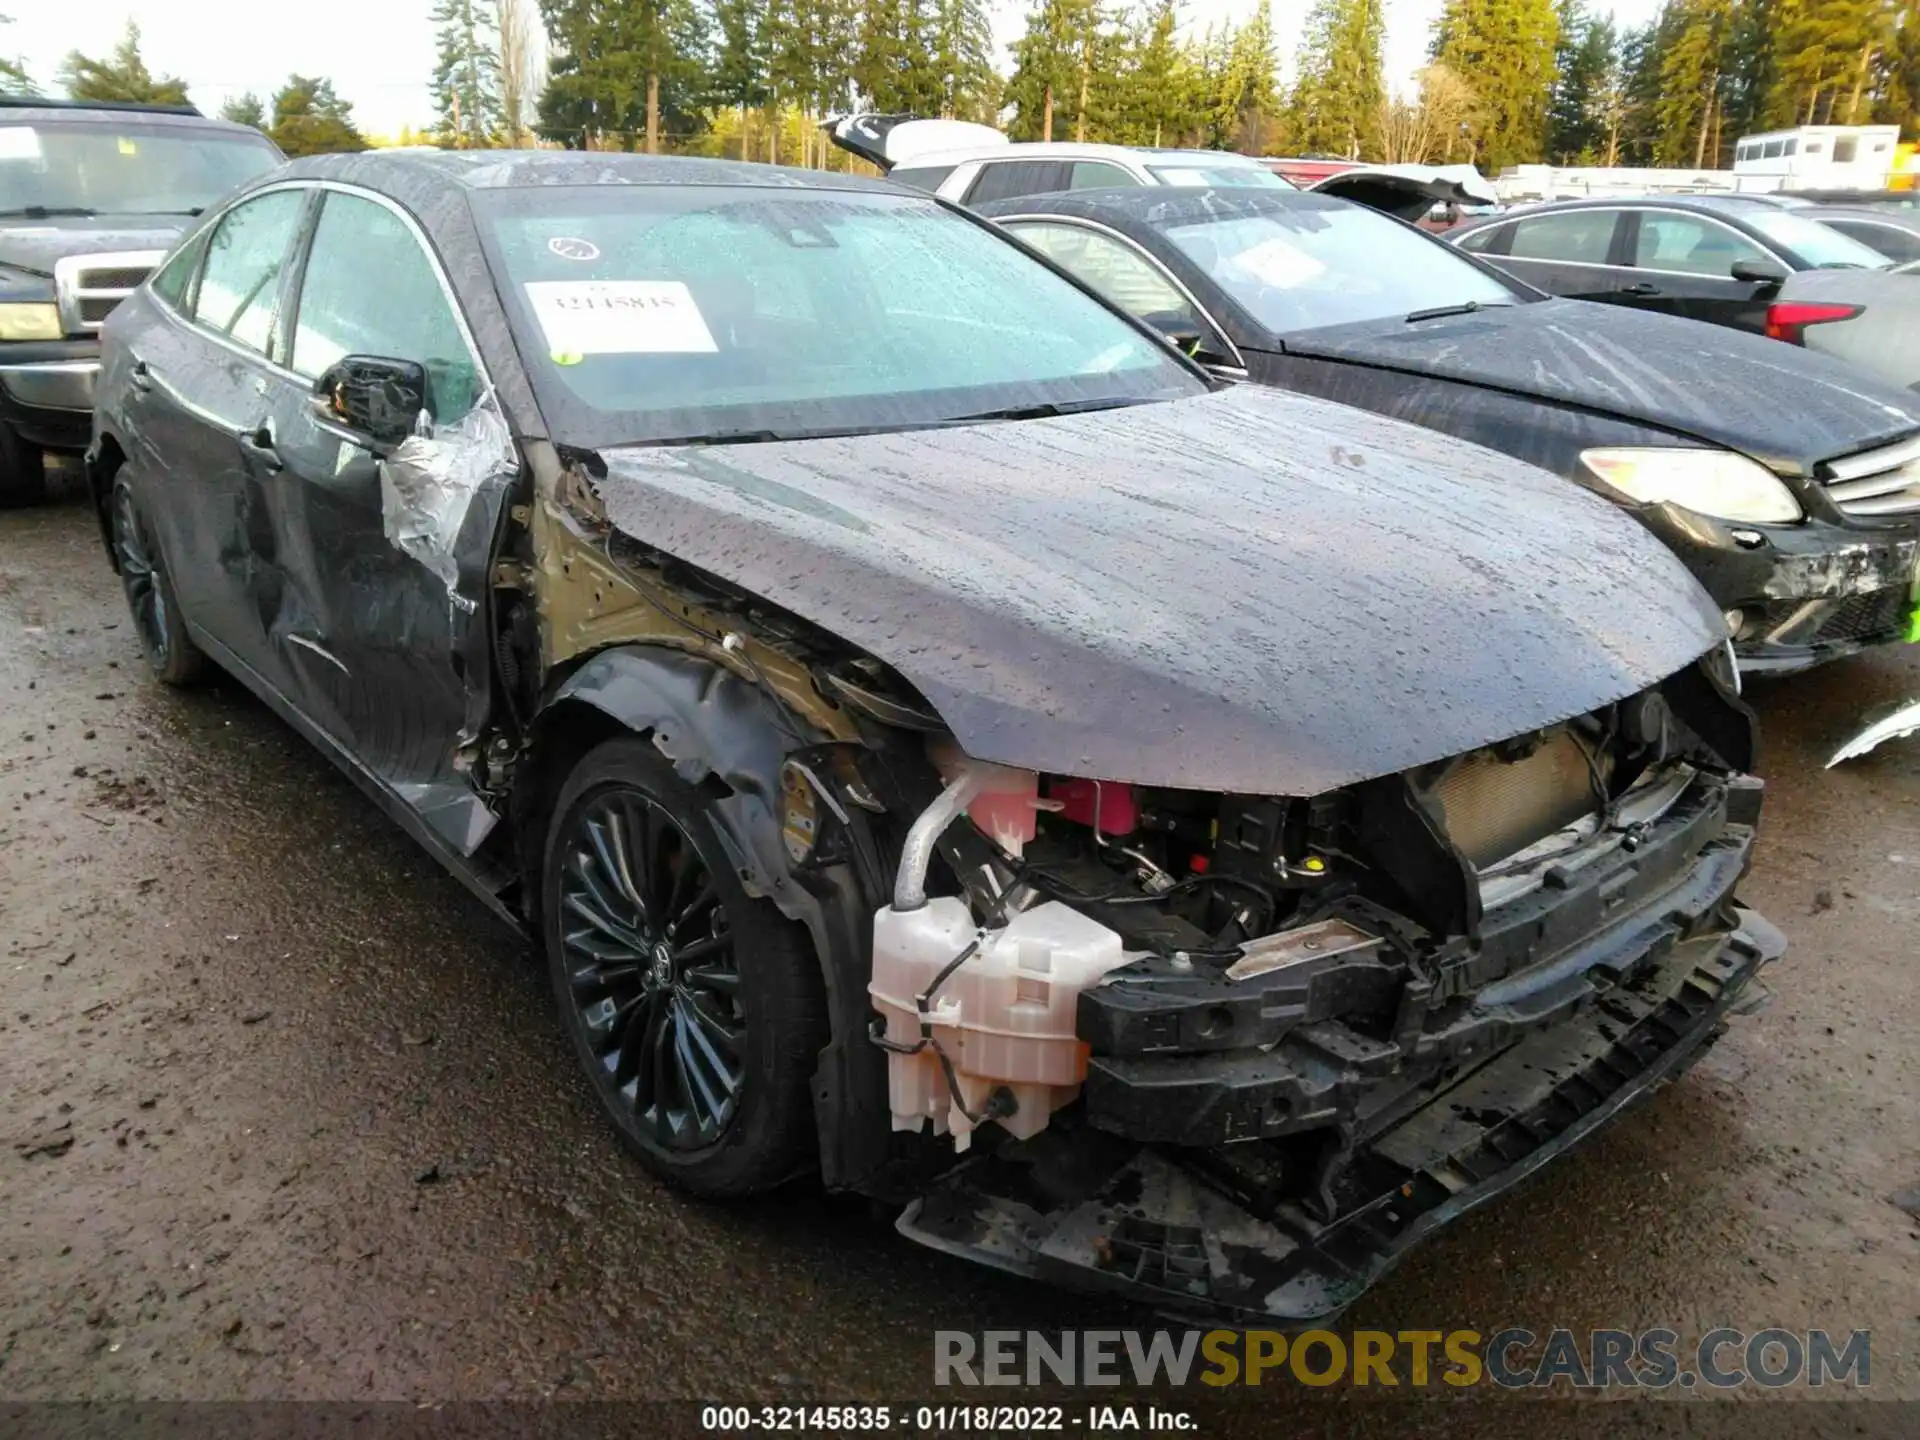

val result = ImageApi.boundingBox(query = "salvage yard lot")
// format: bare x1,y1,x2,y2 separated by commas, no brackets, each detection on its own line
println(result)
2,492,1917,1422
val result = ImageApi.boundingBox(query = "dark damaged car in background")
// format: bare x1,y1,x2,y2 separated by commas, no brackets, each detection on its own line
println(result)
87,151,1785,1322
0,98,280,503
979,186,1920,675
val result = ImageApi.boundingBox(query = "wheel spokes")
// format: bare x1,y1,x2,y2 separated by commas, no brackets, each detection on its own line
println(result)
560,790,746,1152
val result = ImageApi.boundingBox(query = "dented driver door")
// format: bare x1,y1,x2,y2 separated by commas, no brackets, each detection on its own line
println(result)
254,186,511,854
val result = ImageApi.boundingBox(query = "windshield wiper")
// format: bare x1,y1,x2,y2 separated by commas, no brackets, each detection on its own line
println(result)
0,206,100,220
1404,299,1514,323
941,397,1151,424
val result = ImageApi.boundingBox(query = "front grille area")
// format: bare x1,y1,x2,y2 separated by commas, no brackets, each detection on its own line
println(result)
1812,586,1913,645
52,250,166,335
1432,729,1607,870
1821,435,1920,518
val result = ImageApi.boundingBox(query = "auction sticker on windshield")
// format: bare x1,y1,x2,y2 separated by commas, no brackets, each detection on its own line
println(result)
0,127,42,161
524,279,717,355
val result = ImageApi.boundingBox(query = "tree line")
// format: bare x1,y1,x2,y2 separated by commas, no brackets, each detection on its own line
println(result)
8,2,1918,170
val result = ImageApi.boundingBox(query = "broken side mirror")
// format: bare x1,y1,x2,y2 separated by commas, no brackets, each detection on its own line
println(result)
1731,258,1789,288
315,356,429,451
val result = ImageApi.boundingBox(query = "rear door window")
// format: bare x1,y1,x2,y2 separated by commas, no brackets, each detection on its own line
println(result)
1069,161,1141,190
1505,209,1620,264
191,188,306,358
965,160,1072,206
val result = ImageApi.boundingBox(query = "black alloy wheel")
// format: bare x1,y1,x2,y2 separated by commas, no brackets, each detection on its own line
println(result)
112,477,206,686
543,737,826,1196
560,788,746,1149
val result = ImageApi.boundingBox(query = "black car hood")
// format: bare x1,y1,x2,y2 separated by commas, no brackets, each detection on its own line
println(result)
587,386,1723,796
1274,298,1920,471
0,216,187,278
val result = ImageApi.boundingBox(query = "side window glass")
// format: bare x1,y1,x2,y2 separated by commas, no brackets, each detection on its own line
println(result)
1454,223,1507,254
888,165,956,193
1013,222,1203,330
1632,214,1765,277
966,161,1069,206
1830,220,1920,262
150,230,209,310
1069,162,1142,190
290,192,478,425
192,189,305,356
1507,210,1617,264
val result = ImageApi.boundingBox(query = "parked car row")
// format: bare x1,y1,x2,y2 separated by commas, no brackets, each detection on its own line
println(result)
4,103,1908,1326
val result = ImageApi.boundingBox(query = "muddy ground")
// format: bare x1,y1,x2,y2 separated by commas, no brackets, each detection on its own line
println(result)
2,487,1916,1434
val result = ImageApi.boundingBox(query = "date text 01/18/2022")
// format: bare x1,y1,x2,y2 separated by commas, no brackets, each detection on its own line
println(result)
699,1405,1197,1432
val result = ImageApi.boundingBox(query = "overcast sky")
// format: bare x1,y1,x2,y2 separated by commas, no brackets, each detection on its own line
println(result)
5,0,1667,139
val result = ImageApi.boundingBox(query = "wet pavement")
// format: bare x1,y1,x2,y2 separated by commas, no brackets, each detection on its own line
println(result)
2,490,1917,1429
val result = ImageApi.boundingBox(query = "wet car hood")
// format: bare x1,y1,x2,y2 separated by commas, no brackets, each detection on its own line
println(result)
1272,297,1920,471
590,385,1726,796
0,216,188,279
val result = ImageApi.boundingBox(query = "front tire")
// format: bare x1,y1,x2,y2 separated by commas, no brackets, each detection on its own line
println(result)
542,736,828,1196
112,476,207,686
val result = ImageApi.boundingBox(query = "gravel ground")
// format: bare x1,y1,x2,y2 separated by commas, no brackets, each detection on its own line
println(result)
2,488,1915,1435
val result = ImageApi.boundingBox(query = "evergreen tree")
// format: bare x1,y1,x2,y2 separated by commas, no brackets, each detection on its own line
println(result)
709,0,766,157
1878,0,1920,136
1655,0,1736,165
0,13,33,96
1113,0,1192,146
1005,0,1098,141
1765,0,1895,127
220,92,267,129
931,0,998,120
433,0,505,146
1288,0,1385,158
1720,0,1782,146
1432,0,1560,168
59,22,191,106
538,0,713,152
270,75,370,156
1615,14,1680,164
1220,0,1283,151
1547,1,1618,162
854,0,944,115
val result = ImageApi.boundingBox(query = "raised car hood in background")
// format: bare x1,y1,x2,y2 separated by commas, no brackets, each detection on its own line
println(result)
1309,164,1497,221
590,386,1724,796
0,216,188,277
825,113,1008,172
1275,298,1920,470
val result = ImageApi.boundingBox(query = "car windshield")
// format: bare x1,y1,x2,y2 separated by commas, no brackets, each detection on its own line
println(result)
1160,200,1522,336
1145,163,1293,189
1743,208,1893,268
476,184,1201,447
0,121,280,216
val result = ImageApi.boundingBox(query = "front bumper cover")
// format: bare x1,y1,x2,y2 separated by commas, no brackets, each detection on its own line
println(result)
0,339,101,453
1637,504,1920,674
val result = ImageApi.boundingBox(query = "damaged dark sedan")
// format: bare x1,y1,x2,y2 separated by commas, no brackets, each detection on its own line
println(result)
980,186,1920,675
88,152,1784,1323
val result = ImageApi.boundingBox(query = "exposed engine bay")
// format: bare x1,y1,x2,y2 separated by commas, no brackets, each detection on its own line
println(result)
769,652,1783,1321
